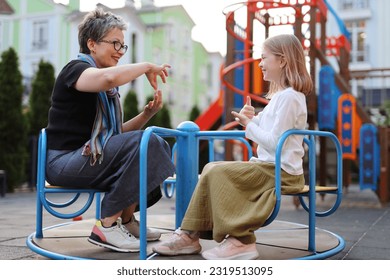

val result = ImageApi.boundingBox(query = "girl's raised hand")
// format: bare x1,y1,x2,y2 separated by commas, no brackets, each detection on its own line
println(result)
239,96,255,119
231,110,250,127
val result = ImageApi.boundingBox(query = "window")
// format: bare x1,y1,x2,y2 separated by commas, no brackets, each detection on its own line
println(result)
131,33,137,88
339,0,369,10
168,90,174,106
181,57,189,81
183,28,190,51
131,33,137,63
207,63,213,87
32,20,48,51
167,24,176,45
345,20,368,63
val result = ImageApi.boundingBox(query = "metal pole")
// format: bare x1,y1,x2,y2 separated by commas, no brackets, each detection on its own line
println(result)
175,121,200,227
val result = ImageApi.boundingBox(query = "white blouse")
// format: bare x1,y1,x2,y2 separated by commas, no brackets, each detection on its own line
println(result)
245,87,307,175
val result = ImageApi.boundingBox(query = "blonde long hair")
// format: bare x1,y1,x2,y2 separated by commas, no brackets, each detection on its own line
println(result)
263,34,313,96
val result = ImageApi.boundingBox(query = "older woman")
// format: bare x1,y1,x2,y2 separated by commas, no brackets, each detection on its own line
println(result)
45,8,175,253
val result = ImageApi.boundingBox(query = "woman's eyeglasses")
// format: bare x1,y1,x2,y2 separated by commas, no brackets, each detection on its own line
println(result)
99,40,128,54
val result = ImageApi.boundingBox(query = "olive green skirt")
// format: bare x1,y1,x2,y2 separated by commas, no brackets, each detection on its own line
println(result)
181,161,304,244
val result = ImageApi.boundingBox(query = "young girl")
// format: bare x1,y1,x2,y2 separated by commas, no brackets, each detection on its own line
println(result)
152,34,313,260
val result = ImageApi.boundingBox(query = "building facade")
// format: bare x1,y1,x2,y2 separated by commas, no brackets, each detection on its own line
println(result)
138,3,222,125
326,0,390,122
0,0,223,127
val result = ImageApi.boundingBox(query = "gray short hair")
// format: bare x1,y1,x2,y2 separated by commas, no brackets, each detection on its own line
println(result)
78,8,127,54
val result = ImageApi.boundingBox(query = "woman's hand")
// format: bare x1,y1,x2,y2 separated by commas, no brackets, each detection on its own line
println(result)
145,63,171,90
143,89,163,118
122,90,163,132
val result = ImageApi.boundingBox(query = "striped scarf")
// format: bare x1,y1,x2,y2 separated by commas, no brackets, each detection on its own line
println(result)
77,54,122,166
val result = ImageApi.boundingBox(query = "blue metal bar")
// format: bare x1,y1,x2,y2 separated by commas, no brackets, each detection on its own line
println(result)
274,129,344,253
162,179,176,198
138,123,253,259
298,132,343,217
280,130,343,216
323,0,351,41
41,193,96,219
264,132,283,227
35,128,104,230
139,125,186,260
308,134,316,252
208,139,215,162
294,229,346,260
197,130,246,138
175,122,200,227
44,192,82,208
27,223,93,260
139,128,153,260
95,193,101,219
35,129,46,238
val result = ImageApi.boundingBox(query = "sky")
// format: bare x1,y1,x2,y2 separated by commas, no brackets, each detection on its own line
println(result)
54,0,248,56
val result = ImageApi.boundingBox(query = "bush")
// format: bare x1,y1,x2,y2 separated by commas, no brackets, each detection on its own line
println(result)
143,95,174,147
123,89,139,121
26,60,55,188
189,105,200,121
143,95,172,129
28,60,54,136
0,48,28,192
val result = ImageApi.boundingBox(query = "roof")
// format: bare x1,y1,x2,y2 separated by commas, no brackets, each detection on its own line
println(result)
138,4,195,26
0,0,14,15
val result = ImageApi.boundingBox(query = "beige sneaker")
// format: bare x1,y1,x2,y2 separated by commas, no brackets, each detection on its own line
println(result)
124,215,161,241
88,217,140,252
202,236,259,260
152,228,202,256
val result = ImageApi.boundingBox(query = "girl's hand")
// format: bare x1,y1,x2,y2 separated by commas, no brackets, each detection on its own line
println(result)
231,96,254,126
239,96,255,119
231,110,251,127
143,90,163,118
145,63,171,90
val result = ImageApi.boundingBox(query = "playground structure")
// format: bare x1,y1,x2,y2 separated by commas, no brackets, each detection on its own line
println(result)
194,0,389,204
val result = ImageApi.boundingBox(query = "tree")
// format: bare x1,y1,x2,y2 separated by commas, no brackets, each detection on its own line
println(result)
143,95,172,129
26,60,55,188
123,89,139,121
28,60,55,136
158,106,172,128
188,105,209,171
0,48,27,192
380,100,390,126
189,105,200,121
143,95,174,147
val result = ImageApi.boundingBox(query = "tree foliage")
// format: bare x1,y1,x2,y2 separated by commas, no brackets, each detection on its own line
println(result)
123,89,139,122
143,95,174,147
189,105,200,121
0,48,27,191
28,60,55,136
143,95,172,129
380,100,390,126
